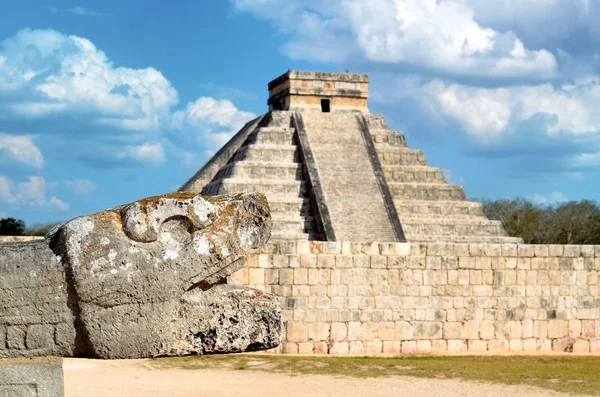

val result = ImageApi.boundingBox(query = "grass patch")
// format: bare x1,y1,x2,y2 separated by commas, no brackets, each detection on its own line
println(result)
151,354,600,395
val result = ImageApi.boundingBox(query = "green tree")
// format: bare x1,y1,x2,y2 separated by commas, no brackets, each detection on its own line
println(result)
480,198,600,244
0,217,26,236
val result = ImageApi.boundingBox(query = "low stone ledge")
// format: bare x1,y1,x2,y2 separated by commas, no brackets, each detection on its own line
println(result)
0,357,63,397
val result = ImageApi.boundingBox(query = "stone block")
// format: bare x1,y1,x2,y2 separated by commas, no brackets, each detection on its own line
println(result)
299,254,317,268
401,341,417,354
415,340,432,354
573,339,590,354
395,321,413,340
283,343,299,354
294,269,308,285
548,320,569,339
330,342,349,355
298,342,313,354
331,323,347,342
447,340,467,352
534,245,549,257
487,340,509,352
537,339,552,352
413,322,442,340
313,341,328,354
0,357,64,397
552,338,575,352
479,321,495,339
590,339,600,353
349,341,366,354
297,241,311,254
308,322,330,341
443,322,463,339
383,341,401,354
286,322,308,343
523,339,537,352
6,326,26,350
463,321,479,340
467,340,487,352
249,268,265,285
509,339,523,351
365,340,383,354
26,324,54,350
378,322,396,341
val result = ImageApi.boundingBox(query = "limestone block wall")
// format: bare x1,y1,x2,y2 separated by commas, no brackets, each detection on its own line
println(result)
234,241,600,355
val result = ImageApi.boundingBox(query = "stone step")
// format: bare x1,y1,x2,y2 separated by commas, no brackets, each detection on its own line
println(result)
406,234,524,244
269,230,311,240
394,200,485,217
371,131,407,147
271,218,315,236
389,183,466,201
265,196,311,213
270,212,315,224
214,161,302,181
203,178,306,197
376,148,426,166
247,127,296,145
233,144,299,163
401,218,507,236
383,165,445,183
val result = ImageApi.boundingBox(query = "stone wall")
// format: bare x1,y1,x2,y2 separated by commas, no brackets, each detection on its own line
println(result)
233,241,600,355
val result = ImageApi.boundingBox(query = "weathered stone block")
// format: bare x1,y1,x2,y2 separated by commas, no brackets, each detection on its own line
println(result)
308,322,330,341
383,341,401,354
283,343,299,354
331,323,347,342
487,340,508,352
548,320,569,339
287,322,308,343
297,342,313,354
467,340,487,352
25,324,54,350
349,341,365,354
413,322,442,340
573,339,590,353
401,341,416,354
443,322,463,339
330,342,349,355
365,340,383,354
6,327,26,350
0,357,64,397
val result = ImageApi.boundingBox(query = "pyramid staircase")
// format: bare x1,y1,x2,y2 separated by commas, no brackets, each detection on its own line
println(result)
363,114,522,244
199,112,318,241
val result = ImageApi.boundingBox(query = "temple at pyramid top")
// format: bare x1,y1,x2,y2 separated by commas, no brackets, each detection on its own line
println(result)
267,70,369,112
181,71,521,244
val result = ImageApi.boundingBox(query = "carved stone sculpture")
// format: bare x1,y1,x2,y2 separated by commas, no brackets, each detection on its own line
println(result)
0,192,280,359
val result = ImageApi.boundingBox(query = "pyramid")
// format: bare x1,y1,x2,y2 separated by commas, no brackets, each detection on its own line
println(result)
181,71,521,244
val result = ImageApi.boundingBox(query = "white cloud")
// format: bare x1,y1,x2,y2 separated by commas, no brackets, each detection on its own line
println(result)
528,191,569,205
0,176,69,211
172,97,256,151
0,28,255,171
233,0,558,79
116,143,166,167
0,134,43,169
411,77,600,145
63,179,96,195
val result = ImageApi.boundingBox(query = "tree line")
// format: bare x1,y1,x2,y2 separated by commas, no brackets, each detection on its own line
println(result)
0,218,60,236
480,198,600,244
2,198,600,244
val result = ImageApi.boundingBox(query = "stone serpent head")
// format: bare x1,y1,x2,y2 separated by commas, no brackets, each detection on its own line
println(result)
48,192,280,359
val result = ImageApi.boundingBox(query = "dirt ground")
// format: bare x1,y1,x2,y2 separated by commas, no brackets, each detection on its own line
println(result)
63,358,581,397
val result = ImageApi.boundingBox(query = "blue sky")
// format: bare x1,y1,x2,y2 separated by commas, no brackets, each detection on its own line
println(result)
1,0,599,225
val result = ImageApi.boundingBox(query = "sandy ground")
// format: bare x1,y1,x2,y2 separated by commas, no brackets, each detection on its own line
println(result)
63,358,582,397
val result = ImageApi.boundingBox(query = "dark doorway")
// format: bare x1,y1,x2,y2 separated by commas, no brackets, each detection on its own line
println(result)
321,98,330,113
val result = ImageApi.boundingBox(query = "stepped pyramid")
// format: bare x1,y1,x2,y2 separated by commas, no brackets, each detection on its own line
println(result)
181,71,521,244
